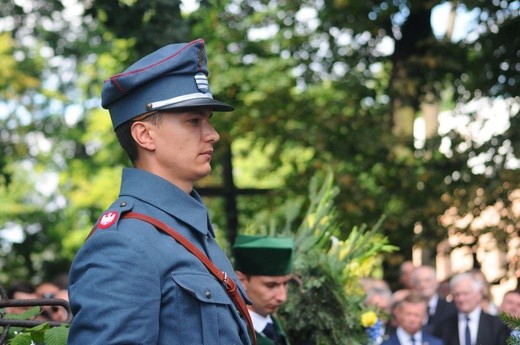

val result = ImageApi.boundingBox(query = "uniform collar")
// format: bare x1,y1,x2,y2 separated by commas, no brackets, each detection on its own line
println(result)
119,168,212,236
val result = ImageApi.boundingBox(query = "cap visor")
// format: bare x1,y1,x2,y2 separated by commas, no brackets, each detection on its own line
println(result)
156,98,234,112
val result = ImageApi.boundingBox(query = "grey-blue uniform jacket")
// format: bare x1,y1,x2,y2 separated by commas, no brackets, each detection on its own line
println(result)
68,168,252,344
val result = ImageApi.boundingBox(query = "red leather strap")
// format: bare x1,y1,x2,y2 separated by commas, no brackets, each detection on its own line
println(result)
121,212,256,345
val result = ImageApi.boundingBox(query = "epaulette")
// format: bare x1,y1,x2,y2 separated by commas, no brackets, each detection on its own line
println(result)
86,198,134,240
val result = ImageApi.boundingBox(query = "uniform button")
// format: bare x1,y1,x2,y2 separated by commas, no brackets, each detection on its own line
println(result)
204,234,210,241
120,201,127,207
204,290,212,299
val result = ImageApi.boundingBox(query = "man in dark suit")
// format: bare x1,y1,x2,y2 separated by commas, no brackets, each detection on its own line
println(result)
434,272,510,345
410,265,457,335
382,294,444,345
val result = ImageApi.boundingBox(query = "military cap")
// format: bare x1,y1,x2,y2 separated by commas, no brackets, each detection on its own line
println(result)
101,38,233,130
233,235,294,276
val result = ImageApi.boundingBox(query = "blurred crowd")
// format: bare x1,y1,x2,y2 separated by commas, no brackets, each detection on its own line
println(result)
362,262,519,345
3,273,70,323
2,263,519,345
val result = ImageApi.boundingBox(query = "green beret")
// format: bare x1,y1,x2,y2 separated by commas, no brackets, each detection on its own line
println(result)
232,235,294,276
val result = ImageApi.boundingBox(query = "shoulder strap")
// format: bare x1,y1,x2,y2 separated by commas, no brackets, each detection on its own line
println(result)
121,212,256,345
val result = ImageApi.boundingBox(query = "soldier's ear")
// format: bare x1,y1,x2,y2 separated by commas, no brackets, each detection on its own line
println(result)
131,121,156,151
235,271,248,289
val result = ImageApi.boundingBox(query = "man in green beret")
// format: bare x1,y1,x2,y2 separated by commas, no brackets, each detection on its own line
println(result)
233,234,294,345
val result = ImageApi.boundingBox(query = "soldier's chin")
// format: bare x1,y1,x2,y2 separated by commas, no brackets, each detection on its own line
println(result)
267,306,280,314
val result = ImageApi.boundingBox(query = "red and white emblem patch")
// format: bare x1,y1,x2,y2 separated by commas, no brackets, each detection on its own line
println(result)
98,211,119,229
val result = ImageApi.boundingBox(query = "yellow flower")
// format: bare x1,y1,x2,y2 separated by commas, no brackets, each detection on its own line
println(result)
360,311,378,327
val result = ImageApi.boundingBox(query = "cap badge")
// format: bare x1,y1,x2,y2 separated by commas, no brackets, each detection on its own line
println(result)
195,73,210,93
197,49,205,67
98,211,119,229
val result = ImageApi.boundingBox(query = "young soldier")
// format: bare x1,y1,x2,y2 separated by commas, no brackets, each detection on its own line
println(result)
233,235,294,345
68,39,253,344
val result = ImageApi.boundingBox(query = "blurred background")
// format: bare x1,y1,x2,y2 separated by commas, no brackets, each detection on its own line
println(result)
0,0,518,302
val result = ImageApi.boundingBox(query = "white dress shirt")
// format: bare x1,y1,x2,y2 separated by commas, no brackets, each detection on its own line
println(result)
249,309,274,334
458,307,481,345
396,327,422,345
424,293,440,324
428,293,439,315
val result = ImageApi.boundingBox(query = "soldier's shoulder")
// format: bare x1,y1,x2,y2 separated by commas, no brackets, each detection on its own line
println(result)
92,198,135,233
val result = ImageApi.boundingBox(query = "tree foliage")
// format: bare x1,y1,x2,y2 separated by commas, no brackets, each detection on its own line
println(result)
0,0,518,290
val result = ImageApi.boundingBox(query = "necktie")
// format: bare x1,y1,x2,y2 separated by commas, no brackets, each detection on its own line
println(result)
426,304,433,324
410,335,416,345
263,322,283,345
465,316,471,345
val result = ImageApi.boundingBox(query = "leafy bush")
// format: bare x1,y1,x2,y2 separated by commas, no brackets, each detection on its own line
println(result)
278,172,397,345
0,307,68,345
500,312,520,345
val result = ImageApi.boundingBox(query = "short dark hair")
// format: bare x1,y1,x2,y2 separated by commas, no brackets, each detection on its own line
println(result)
115,112,164,164
398,293,428,313
7,281,35,299
402,293,427,305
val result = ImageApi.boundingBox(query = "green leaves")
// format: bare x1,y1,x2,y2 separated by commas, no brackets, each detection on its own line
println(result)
9,323,47,345
499,312,520,345
1,307,68,345
0,0,518,301
7,324,69,345
278,172,396,345
43,325,69,345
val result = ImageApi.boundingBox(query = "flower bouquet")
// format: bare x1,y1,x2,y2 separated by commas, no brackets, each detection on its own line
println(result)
361,311,384,345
